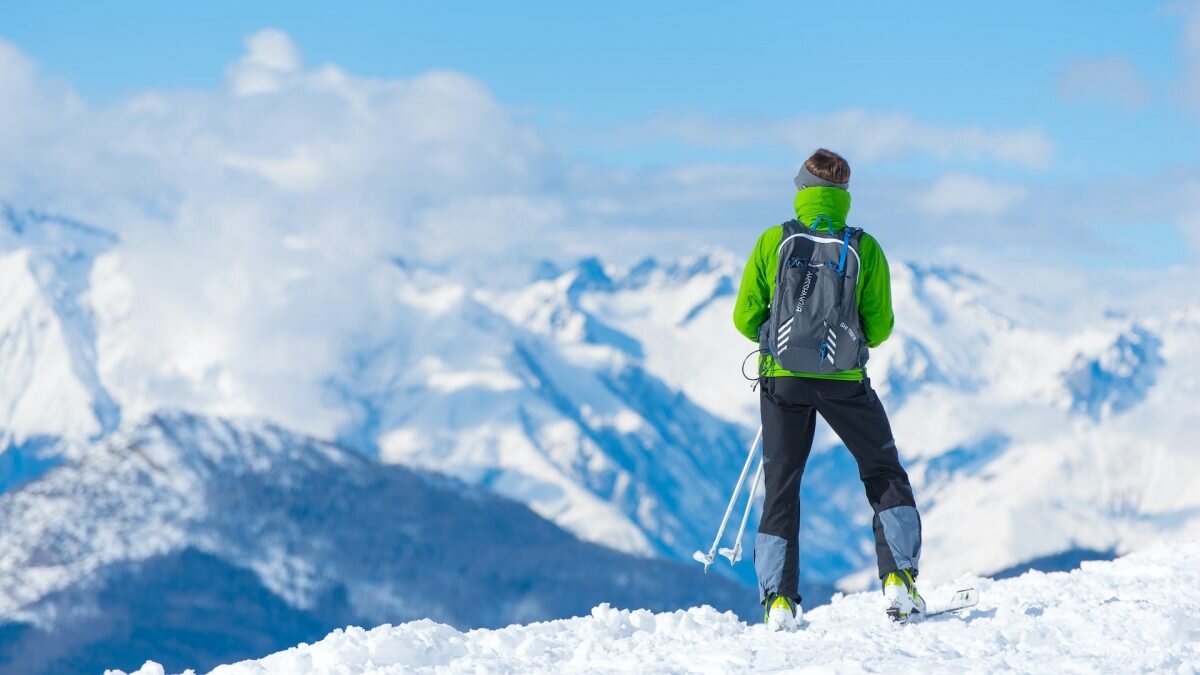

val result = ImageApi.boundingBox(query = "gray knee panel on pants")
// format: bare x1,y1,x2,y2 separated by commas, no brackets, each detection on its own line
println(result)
754,532,790,603
878,505,922,573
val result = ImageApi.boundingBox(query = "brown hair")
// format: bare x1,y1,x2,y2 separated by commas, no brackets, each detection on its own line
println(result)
804,148,851,185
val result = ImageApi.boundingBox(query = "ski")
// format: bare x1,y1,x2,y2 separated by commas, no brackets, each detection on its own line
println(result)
891,588,978,624
926,587,979,617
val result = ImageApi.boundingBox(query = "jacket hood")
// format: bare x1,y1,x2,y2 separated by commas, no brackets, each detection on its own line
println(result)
793,187,851,232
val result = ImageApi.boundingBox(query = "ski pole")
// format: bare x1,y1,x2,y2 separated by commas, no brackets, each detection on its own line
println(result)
720,454,763,564
693,425,761,573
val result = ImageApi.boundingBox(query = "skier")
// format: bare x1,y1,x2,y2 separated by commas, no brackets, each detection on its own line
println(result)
733,149,924,631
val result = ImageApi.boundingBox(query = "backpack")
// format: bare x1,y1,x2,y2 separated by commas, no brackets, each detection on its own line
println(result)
759,217,869,374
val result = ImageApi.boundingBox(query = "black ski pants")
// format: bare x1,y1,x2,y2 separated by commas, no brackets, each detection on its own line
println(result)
754,376,921,605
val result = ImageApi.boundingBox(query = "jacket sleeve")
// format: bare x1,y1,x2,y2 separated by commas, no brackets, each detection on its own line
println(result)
733,231,771,341
857,232,894,348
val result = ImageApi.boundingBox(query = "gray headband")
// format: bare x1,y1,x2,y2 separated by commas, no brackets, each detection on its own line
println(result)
793,165,849,191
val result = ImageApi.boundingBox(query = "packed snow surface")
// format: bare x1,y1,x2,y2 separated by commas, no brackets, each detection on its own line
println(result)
115,541,1200,675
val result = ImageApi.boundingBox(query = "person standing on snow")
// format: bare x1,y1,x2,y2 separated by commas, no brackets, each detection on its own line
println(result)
732,148,924,631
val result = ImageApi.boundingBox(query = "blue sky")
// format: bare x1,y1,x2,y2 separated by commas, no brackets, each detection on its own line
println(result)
0,2,1197,274
2,1,1194,171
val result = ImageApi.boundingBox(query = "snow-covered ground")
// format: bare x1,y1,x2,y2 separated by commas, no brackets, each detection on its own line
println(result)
115,540,1200,675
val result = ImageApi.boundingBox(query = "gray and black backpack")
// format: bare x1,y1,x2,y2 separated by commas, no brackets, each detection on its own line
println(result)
759,217,869,374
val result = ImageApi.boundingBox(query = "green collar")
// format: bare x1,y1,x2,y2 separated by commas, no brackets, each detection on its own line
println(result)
793,187,851,232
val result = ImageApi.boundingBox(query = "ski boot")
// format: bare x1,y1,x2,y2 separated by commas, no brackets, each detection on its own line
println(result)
883,569,926,623
763,593,802,632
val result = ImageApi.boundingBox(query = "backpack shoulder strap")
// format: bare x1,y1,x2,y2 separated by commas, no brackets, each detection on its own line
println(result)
776,219,808,256
774,221,801,287
841,227,866,277
835,227,849,275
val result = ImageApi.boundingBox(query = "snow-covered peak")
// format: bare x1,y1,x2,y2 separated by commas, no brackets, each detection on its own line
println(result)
130,409,362,481
871,262,1023,400
1062,322,1163,420
0,204,119,450
529,249,737,295
497,251,750,427
619,249,738,290
566,256,616,295
893,262,1021,334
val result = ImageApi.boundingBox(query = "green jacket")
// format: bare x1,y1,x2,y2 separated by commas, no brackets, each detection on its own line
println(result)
732,187,894,381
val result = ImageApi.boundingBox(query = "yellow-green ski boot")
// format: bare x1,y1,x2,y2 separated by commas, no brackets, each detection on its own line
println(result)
763,593,801,632
883,569,926,623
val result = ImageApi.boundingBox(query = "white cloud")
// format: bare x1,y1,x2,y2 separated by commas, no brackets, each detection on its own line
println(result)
0,30,575,437
227,28,304,96
415,194,566,262
871,168,1200,274
0,39,81,154
646,109,1055,169
1057,57,1149,109
916,173,1027,217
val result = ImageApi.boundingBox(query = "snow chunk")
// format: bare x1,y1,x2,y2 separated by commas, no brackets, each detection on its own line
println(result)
103,661,192,675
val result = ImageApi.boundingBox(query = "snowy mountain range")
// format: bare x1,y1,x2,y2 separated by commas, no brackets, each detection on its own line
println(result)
0,411,749,674
414,243,1200,591
327,255,755,572
0,201,1197,670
